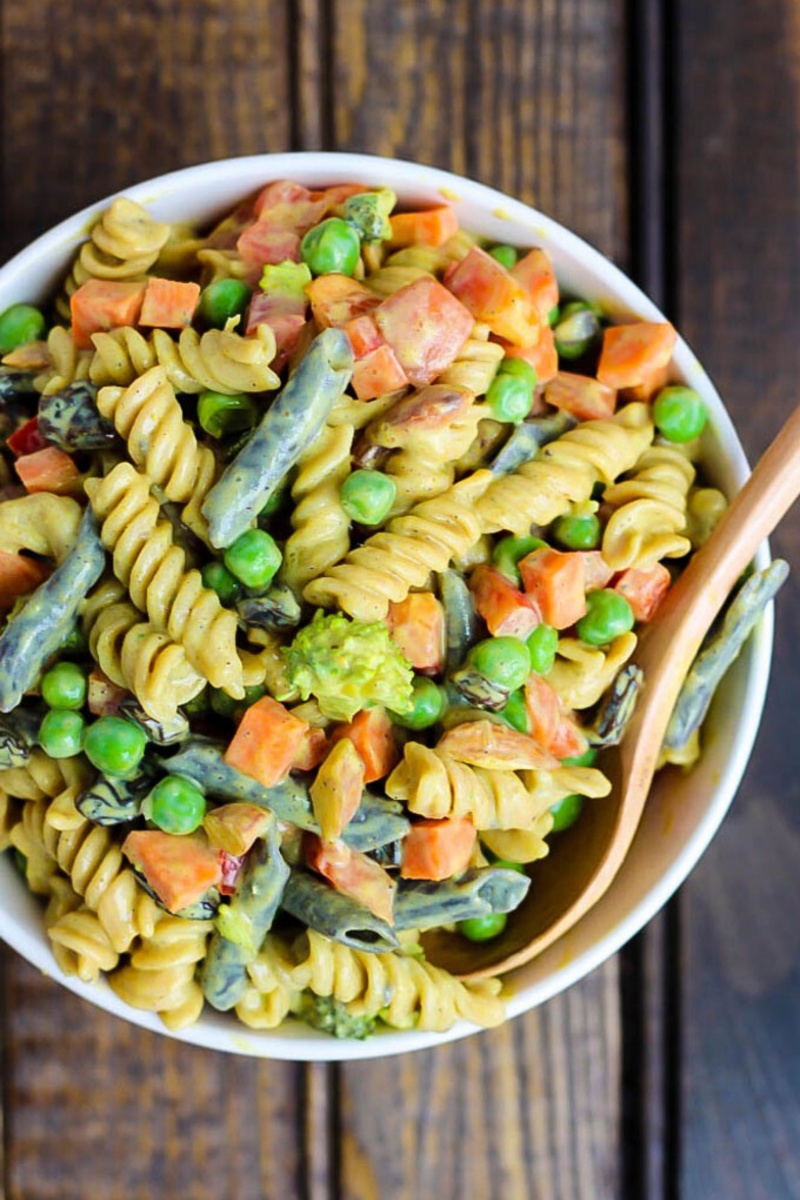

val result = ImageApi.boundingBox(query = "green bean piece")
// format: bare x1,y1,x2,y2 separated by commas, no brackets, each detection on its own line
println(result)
588,663,643,748
281,870,399,953
438,569,480,673
663,559,789,752
203,818,290,1010
489,411,576,476
38,382,118,451
301,218,361,276
164,739,409,850
0,303,46,354
0,507,106,713
38,710,85,759
393,866,531,931
236,583,302,630
201,328,354,548
197,391,259,439
224,529,282,591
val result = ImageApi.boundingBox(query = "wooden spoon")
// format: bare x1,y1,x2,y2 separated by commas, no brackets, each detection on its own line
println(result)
425,403,800,981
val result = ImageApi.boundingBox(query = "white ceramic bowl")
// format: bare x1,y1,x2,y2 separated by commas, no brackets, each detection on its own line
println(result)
0,153,773,1060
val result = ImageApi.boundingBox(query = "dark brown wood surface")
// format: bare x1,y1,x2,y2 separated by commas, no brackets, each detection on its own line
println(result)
0,2,797,1198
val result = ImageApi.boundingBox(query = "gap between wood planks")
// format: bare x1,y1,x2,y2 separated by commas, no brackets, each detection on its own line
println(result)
286,2,682,1197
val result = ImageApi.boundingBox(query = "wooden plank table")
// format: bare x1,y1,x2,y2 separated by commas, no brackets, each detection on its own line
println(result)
0,2,798,1197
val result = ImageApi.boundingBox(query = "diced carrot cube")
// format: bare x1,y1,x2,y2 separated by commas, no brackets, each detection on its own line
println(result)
511,248,560,322
446,246,542,346
596,322,677,395
291,726,329,772
344,314,384,359
613,562,671,621
351,343,409,400
224,696,309,789
139,277,201,328
499,324,559,384
544,371,617,420
15,447,81,495
374,276,474,387
330,708,399,783
386,592,445,674
70,279,147,349
305,274,379,329
524,673,589,759
122,831,222,914
469,564,541,639
305,835,396,923
518,547,587,630
400,817,477,881
388,205,460,249
580,551,616,592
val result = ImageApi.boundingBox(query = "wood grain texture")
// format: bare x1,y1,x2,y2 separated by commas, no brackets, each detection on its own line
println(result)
328,4,627,1197
676,1,800,1197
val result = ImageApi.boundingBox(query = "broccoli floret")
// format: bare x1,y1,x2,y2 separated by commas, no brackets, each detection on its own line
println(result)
282,610,414,722
343,189,396,243
299,993,377,1040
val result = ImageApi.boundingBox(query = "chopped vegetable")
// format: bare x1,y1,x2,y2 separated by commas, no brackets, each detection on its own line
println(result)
518,546,587,630
544,371,617,421
388,205,459,248
0,550,50,614
400,817,477,881
524,673,588,759
374,276,474,387
446,246,541,346
329,707,399,783
138,277,200,328
223,696,309,789
613,563,671,622
510,248,560,322
305,273,379,329
385,592,445,674
202,802,272,855
351,342,409,400
15,446,81,495
122,830,222,914
469,564,541,639
596,321,677,399
69,278,147,349
305,835,396,923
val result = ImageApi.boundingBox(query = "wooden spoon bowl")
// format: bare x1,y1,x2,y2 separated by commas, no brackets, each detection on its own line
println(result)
429,403,800,982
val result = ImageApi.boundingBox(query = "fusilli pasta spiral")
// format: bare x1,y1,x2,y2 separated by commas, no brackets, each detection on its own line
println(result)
109,913,214,1030
34,325,93,395
0,493,83,562
545,632,639,710
476,402,655,536
282,422,354,591
90,324,279,394
601,443,695,570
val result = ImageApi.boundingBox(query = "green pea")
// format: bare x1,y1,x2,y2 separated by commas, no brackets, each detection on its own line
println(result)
548,305,561,327
526,623,559,674
223,529,282,591
488,244,518,270
0,303,46,354
497,357,538,389
40,661,87,710
493,534,547,584
301,218,361,276
549,793,584,831
500,689,529,733
467,637,531,691
144,776,207,835
340,469,396,526
390,676,447,730
561,746,598,767
486,373,534,424
576,589,635,646
552,511,601,550
38,709,85,759
201,561,242,606
197,279,252,329
197,391,259,439
554,308,601,360
653,386,708,443
458,912,508,941
83,716,147,776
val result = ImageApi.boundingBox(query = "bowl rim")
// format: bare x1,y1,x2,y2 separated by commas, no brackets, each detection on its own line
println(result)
0,151,774,1060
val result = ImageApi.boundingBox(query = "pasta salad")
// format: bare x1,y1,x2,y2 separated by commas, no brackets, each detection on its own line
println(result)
0,179,781,1040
